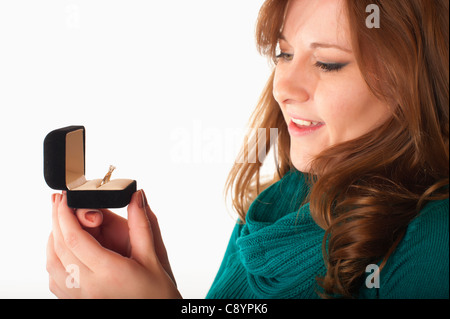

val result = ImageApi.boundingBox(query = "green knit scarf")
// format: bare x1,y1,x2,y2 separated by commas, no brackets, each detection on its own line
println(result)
236,169,327,298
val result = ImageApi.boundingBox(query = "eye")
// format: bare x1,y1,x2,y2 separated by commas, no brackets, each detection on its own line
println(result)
314,61,348,72
275,52,294,62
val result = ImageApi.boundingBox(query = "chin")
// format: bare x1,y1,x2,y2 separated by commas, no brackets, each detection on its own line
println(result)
290,147,314,173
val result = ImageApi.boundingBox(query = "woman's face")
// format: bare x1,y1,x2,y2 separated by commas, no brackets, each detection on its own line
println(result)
273,0,391,172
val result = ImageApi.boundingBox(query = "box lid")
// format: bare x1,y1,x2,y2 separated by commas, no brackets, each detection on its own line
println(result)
44,126,86,190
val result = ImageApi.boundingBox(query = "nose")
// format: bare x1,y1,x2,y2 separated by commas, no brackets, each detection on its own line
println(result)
273,60,311,106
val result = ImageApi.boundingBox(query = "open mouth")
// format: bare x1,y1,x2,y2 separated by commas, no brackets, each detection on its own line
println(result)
288,118,325,136
291,118,323,128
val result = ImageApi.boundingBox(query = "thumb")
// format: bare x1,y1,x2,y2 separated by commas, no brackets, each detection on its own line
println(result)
127,190,157,267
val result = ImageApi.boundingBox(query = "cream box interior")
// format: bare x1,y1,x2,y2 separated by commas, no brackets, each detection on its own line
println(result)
44,125,137,208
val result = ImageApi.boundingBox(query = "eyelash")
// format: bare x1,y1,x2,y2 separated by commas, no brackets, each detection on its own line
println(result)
275,52,293,62
314,61,347,72
275,52,347,72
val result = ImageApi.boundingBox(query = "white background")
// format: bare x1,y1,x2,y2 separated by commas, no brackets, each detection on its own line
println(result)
0,0,273,298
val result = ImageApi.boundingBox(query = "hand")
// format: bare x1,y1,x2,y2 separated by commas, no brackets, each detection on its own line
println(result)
46,190,181,299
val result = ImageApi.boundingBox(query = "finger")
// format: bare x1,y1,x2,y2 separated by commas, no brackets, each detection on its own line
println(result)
46,233,71,298
141,190,176,284
75,209,103,240
78,208,131,258
96,209,131,257
127,190,157,267
46,233,65,278
49,277,69,299
75,209,103,229
51,193,81,269
57,192,121,272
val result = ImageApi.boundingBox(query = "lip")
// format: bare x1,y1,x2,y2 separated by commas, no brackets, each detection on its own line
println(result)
287,112,322,123
288,119,325,137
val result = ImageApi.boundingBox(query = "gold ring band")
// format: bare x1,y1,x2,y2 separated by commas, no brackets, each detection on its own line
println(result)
100,165,116,186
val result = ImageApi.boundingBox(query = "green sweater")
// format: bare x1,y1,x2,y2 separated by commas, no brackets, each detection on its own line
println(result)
206,169,449,299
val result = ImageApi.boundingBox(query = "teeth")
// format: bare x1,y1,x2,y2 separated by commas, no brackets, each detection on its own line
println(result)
292,118,319,126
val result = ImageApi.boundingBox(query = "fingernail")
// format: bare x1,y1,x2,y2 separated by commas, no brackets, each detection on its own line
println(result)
137,190,144,209
85,210,101,223
51,194,57,204
54,193,61,204
142,190,149,208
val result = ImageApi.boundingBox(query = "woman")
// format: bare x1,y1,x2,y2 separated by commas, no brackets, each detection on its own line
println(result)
46,0,449,299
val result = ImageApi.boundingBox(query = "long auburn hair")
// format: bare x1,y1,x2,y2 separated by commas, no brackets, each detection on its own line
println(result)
225,0,449,298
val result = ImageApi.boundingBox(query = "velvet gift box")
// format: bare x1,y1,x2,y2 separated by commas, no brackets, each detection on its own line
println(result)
44,126,137,209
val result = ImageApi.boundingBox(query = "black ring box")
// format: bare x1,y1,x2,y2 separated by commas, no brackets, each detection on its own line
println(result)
44,125,137,209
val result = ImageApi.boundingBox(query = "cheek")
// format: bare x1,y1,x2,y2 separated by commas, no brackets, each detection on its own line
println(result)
316,79,390,144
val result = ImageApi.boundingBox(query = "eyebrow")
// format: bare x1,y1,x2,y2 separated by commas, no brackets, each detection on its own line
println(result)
310,42,352,53
278,34,352,53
